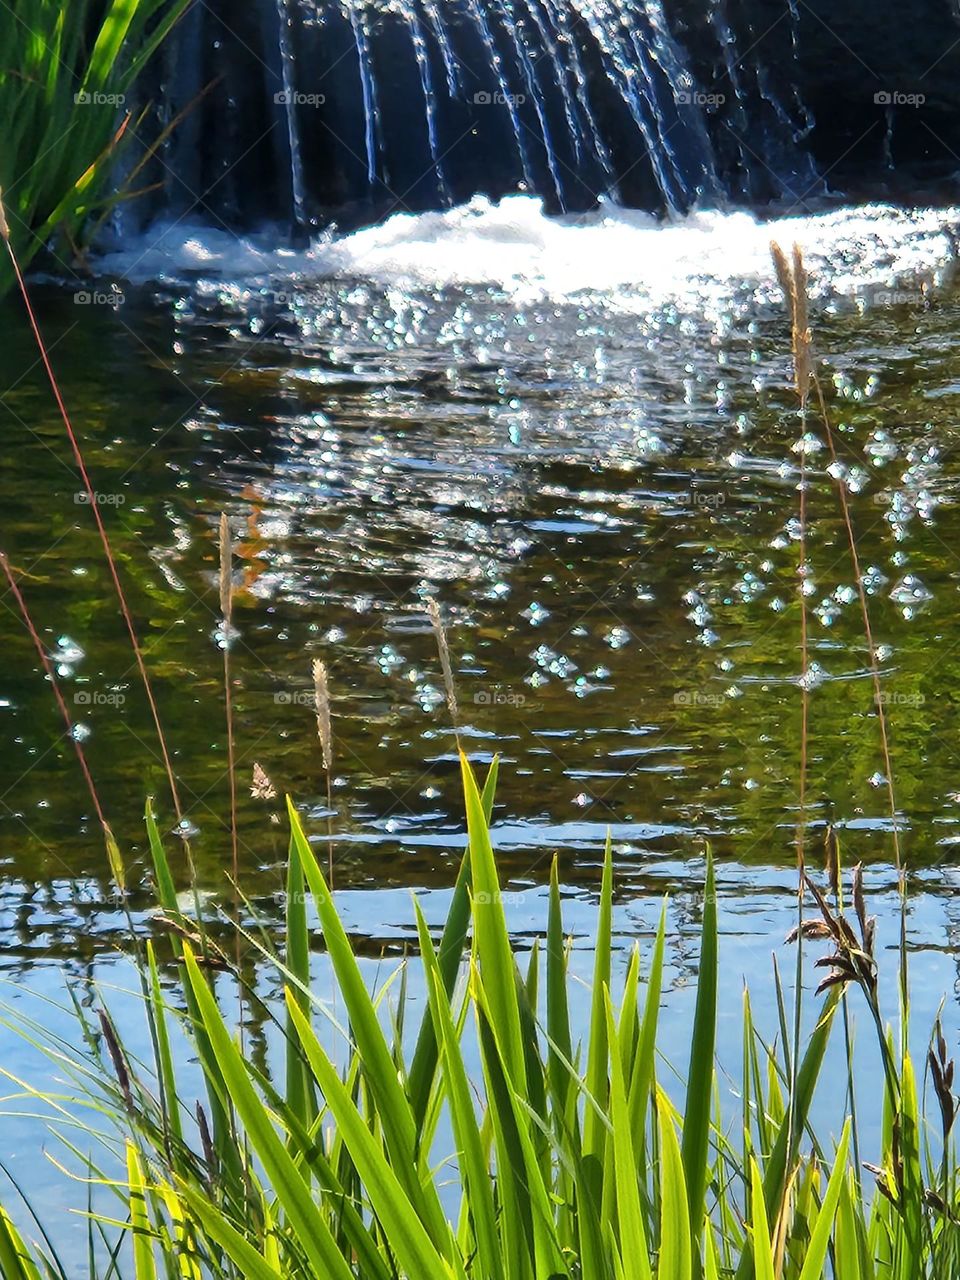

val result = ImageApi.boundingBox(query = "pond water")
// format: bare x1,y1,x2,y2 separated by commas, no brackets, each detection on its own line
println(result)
5,192,960,1254
3,197,960,898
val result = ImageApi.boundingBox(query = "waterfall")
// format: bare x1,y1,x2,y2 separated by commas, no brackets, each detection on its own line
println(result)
276,0,307,227
347,1,382,191
149,0,842,229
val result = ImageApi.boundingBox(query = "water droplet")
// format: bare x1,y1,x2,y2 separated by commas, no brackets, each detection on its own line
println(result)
866,429,898,465
604,626,631,649
890,575,933,615
815,598,842,626
521,601,550,627
798,663,827,691
860,565,888,594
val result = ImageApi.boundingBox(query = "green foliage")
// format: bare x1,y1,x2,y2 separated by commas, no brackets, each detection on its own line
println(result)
0,0,189,276
1,757,958,1277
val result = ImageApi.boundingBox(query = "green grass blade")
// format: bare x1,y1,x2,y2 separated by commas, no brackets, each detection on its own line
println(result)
408,757,499,1128
284,826,314,1137
415,902,500,1278
175,1183,284,1280
0,1204,41,1280
181,944,355,1280
748,1159,775,1280
146,940,183,1147
604,991,652,1280
658,1087,692,1280
630,900,667,1161
459,752,525,1089
286,993,454,1280
735,988,840,1280
547,855,574,1119
681,851,717,1271
286,796,448,1241
797,1120,851,1280
583,835,613,1168
126,1144,157,1280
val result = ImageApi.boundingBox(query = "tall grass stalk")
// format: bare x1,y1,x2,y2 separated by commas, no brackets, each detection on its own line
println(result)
770,242,814,1249
0,199,187,836
312,658,334,886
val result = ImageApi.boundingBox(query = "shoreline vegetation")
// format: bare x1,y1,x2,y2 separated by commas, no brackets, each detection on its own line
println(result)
0,79,956,1268
0,0,190,286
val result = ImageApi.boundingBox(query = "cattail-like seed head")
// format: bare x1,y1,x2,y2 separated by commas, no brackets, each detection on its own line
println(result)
427,596,459,727
105,824,126,895
824,824,840,898
250,761,277,801
770,241,814,406
313,660,333,773
98,1010,134,1112
770,240,793,302
218,513,233,622
0,190,10,243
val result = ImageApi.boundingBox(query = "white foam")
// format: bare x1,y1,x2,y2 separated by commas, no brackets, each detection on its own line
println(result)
99,195,960,315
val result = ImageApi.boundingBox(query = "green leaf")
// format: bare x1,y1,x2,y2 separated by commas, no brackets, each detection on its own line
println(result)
286,797,447,1243
681,852,717,1271
126,1144,157,1280
749,1159,775,1280
146,940,182,1147
797,1121,851,1280
415,902,500,1279
583,835,613,1167
176,1183,284,1280
459,752,525,1089
0,1205,41,1280
181,944,355,1280
286,993,455,1280
658,1088,692,1280
604,991,652,1280
408,758,499,1127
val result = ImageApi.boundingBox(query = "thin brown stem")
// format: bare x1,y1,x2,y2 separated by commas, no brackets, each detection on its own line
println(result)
812,378,902,871
0,551,110,838
0,197,185,828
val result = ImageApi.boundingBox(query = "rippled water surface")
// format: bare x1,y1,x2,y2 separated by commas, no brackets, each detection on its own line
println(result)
2,198,960,956
7,194,960,1256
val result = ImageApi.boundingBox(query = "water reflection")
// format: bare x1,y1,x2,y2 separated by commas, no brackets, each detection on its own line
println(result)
1,202,960,938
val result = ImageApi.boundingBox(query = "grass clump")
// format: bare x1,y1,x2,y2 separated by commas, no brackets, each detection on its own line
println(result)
0,0,190,278
0,760,956,1278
